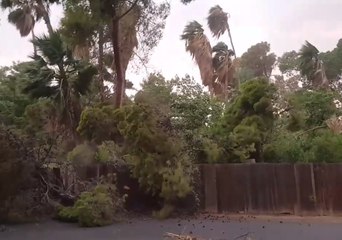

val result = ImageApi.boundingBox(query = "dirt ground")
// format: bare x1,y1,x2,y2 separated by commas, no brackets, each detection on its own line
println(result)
2,214,342,240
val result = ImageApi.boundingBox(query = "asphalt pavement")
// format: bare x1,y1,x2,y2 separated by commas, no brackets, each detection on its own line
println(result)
1,215,342,240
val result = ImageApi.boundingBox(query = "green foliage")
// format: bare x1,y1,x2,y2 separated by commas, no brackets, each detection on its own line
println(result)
320,39,342,80
278,51,300,76
67,143,96,166
117,104,194,203
264,132,306,163
309,130,342,163
56,207,78,223
0,63,37,127
23,32,97,132
95,141,124,165
240,42,276,78
75,185,115,227
288,90,337,130
57,184,120,227
206,78,276,162
77,106,122,143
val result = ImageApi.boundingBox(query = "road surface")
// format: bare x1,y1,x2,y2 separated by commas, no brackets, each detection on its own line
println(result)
1,215,342,240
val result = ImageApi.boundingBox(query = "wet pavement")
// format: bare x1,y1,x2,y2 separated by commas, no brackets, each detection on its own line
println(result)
1,215,342,240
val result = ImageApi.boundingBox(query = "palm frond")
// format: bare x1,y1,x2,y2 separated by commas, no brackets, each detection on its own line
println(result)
207,5,228,38
212,42,235,97
23,65,58,99
299,41,329,88
8,7,35,37
299,41,319,78
180,21,204,41
118,3,140,74
73,64,98,95
1,0,13,9
32,32,66,65
326,117,342,134
33,4,46,21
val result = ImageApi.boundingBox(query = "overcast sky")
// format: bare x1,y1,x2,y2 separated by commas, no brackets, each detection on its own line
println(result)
0,0,341,86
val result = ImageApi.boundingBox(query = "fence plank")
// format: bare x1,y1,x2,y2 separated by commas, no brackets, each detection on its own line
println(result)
216,164,249,213
201,164,218,212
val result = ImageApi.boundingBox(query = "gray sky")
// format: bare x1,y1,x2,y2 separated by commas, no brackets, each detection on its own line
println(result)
0,0,341,86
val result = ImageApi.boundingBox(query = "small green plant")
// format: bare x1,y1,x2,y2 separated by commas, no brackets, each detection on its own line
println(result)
57,206,78,223
57,184,123,227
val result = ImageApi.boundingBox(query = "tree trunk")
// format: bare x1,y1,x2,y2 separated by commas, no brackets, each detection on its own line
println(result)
36,0,54,35
31,29,37,56
43,13,54,36
112,16,125,108
226,23,236,58
98,27,105,102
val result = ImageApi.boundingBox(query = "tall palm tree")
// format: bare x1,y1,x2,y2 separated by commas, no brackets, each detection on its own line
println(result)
299,41,329,89
23,32,97,136
207,5,236,57
181,21,214,94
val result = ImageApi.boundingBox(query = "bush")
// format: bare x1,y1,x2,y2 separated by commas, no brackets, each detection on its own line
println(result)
264,133,306,163
0,127,41,223
57,206,78,223
309,130,342,163
57,184,123,227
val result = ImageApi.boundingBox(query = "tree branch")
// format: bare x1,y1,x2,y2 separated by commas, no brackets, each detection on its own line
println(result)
115,0,139,21
278,107,292,115
296,125,326,137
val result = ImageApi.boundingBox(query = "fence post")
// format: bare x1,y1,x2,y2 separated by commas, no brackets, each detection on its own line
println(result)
294,164,301,215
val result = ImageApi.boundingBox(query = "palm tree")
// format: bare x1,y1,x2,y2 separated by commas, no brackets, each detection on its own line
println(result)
61,0,140,104
23,32,97,136
299,41,329,89
207,5,236,57
181,6,236,100
181,21,214,94
1,0,58,36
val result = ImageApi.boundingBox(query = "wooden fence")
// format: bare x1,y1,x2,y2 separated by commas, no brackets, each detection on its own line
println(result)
200,163,342,216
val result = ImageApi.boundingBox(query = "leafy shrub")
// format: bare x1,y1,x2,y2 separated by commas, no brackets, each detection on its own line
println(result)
309,130,342,163
57,206,78,223
264,133,306,163
0,127,40,223
288,90,338,130
76,185,116,227
57,184,122,227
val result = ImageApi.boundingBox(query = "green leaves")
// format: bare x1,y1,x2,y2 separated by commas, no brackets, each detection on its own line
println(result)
32,32,66,65
207,78,277,162
240,42,276,79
